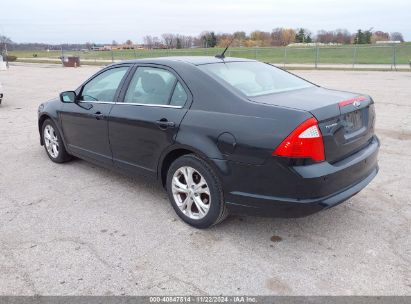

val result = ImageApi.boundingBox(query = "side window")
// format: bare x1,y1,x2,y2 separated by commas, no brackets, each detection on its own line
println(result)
124,67,177,105
81,67,129,102
170,82,188,106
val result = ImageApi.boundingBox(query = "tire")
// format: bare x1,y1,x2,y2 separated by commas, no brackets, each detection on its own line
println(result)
41,119,72,163
166,154,228,228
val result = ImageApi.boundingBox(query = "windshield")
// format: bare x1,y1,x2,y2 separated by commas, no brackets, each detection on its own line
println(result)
199,61,314,97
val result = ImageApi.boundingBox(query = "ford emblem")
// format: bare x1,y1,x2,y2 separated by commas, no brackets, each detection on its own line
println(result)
352,101,361,107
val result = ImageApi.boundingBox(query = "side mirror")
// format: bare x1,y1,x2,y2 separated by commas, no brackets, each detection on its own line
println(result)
60,91,77,103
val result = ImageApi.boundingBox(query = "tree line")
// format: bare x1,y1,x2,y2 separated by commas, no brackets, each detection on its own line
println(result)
0,28,406,51
141,29,404,49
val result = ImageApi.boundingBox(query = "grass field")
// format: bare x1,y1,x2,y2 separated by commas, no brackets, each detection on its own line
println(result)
9,44,411,65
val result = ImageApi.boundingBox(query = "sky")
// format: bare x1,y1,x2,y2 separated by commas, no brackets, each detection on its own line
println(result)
1,0,410,43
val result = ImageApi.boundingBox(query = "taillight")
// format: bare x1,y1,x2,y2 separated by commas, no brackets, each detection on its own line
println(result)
272,117,325,162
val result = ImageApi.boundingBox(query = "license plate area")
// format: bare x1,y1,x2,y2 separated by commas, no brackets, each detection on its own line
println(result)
344,110,363,133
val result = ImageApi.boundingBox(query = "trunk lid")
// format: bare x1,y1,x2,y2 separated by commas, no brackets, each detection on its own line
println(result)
250,86,376,163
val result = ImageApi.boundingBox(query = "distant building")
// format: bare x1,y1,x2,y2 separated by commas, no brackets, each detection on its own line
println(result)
91,46,107,51
111,44,144,50
288,42,342,47
376,41,401,44
91,44,146,51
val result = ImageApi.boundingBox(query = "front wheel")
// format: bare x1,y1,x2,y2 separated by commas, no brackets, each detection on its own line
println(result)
166,154,228,228
42,119,72,163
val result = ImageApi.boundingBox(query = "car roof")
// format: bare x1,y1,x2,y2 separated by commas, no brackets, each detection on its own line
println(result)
114,56,256,66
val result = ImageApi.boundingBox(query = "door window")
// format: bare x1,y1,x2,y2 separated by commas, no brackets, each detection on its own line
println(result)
124,67,186,106
81,67,129,102
170,82,188,106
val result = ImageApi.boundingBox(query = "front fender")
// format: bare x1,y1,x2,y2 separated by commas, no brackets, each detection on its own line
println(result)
37,98,67,149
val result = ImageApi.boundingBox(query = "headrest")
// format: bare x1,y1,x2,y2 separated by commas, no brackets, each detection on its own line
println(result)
141,72,166,94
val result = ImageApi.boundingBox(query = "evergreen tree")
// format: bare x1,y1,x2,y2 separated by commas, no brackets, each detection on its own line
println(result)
295,29,312,43
176,37,182,49
364,31,372,44
208,32,217,47
355,30,363,44
295,29,305,43
355,29,371,44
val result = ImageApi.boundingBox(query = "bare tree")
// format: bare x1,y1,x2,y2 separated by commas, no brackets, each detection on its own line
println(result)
152,36,161,48
316,29,351,44
250,31,272,46
0,35,13,55
0,35,12,44
233,31,247,40
143,35,153,48
371,31,390,43
390,32,404,42
271,28,283,46
335,29,351,44
177,35,194,48
162,33,176,48
280,29,296,46
270,28,296,46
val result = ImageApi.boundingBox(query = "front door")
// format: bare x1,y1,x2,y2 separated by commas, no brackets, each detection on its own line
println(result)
109,65,190,175
60,66,130,165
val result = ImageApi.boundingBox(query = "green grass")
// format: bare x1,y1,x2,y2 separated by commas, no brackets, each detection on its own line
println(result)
9,44,411,66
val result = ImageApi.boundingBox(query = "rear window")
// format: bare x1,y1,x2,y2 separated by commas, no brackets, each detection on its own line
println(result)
199,61,313,97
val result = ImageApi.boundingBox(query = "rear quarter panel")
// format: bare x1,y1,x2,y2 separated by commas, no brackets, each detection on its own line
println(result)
176,104,311,165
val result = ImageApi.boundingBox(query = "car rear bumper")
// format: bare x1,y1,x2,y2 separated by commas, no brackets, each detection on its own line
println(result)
219,136,380,218
225,166,378,217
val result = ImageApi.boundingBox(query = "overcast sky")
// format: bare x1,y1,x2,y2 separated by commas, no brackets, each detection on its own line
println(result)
1,0,410,43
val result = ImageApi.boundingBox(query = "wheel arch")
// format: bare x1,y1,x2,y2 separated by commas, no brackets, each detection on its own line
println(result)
38,114,52,145
158,144,228,188
38,113,68,150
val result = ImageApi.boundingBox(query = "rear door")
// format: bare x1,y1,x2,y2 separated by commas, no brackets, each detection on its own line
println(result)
108,64,191,175
60,65,130,165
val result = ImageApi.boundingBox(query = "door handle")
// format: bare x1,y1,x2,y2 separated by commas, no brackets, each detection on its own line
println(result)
155,119,175,129
92,111,104,120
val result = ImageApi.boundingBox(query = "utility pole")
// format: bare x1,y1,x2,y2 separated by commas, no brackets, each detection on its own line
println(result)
283,46,287,68
4,41,9,69
61,45,64,66
352,45,357,69
392,44,397,71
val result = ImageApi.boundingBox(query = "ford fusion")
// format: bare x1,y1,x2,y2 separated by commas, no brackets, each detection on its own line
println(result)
37,57,379,228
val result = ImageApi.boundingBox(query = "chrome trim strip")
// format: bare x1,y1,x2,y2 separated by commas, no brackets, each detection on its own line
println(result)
79,100,115,105
79,100,182,108
119,102,183,108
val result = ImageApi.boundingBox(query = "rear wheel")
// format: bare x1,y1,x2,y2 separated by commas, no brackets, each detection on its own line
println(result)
166,154,228,228
42,119,71,163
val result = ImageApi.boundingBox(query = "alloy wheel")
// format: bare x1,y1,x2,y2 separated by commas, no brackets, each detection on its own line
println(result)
172,166,211,220
43,125,59,158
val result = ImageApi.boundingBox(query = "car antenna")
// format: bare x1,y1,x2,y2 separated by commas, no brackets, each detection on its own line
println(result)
215,36,235,59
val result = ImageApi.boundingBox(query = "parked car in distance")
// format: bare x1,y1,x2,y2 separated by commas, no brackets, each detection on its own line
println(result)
38,56,379,228
0,82,3,104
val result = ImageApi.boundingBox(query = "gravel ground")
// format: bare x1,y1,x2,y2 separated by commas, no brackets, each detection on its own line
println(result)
0,63,410,295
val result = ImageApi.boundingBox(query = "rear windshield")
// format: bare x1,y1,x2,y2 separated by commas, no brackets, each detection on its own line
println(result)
199,61,313,97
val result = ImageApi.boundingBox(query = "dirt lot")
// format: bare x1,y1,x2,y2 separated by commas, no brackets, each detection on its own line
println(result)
0,63,410,295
